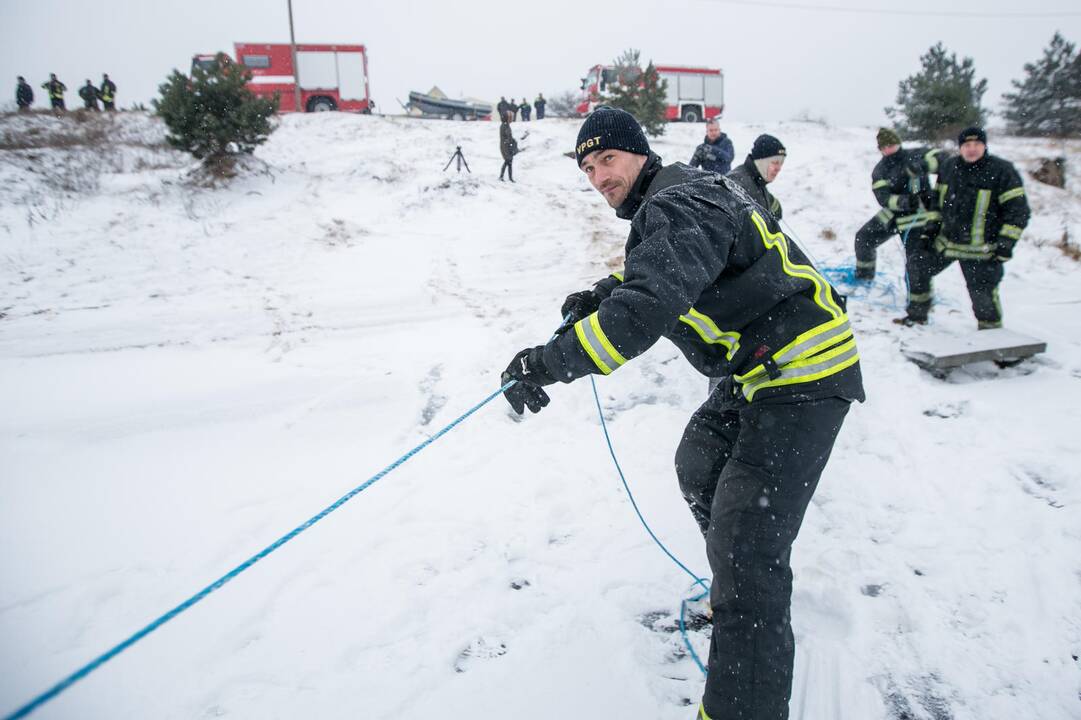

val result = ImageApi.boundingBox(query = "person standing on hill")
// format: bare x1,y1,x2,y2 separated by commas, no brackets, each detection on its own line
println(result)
79,79,100,111
727,134,785,219
498,106,863,720
519,98,531,121
689,118,735,175
16,76,34,111
498,112,519,182
899,127,1030,329
534,93,546,120
852,128,944,281
41,73,66,113
99,73,117,111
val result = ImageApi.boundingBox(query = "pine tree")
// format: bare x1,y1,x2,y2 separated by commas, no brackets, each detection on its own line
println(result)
885,43,987,141
1002,33,1081,137
154,53,278,174
601,48,668,137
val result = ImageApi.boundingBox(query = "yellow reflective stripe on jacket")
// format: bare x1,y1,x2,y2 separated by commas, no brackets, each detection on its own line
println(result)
750,211,843,319
733,315,853,385
679,308,741,360
699,704,712,720
937,183,948,207
999,187,1024,204
611,271,624,282
574,311,627,375
738,337,860,401
872,179,890,190
896,210,940,230
887,195,904,211
769,195,781,215
970,189,991,245
924,148,940,174
942,241,991,259
875,208,894,225
999,224,1023,241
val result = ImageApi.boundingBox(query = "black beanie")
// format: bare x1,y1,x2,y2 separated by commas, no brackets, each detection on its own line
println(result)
957,126,987,146
750,134,786,160
575,106,650,166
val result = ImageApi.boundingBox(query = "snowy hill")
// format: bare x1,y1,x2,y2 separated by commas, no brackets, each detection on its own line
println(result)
2,111,1080,720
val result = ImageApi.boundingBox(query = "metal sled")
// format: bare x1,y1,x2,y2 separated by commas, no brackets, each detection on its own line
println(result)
901,328,1047,371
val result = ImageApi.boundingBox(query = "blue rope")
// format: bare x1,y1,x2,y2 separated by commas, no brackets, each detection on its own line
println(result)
588,376,710,675
2,381,515,720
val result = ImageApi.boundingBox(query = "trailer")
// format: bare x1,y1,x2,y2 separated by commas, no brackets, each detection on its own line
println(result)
193,42,372,113
577,63,724,122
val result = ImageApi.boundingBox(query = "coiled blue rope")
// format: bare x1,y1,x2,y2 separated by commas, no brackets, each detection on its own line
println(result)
588,376,710,675
2,381,514,720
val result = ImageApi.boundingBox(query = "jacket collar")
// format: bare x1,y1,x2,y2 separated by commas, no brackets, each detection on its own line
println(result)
615,153,664,220
742,155,766,186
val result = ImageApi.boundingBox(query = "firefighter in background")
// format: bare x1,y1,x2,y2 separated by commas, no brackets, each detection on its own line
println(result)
499,107,863,720
899,127,1031,328
853,128,943,281
79,79,100,111
519,98,531,121
497,96,511,121
534,93,546,120
41,74,66,113
498,111,519,182
727,133,785,219
16,76,34,111
689,117,735,175
100,74,117,111
509,98,520,121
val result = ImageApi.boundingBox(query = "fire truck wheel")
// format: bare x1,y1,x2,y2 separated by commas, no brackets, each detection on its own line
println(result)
681,106,702,123
308,97,337,112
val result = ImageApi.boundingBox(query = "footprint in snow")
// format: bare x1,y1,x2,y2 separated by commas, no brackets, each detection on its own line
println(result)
454,636,508,673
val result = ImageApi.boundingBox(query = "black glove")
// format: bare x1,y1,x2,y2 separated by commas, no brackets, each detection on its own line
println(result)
501,346,556,415
560,289,601,327
904,153,925,176
994,239,1014,262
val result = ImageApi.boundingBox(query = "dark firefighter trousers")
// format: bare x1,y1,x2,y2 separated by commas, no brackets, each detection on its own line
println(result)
853,216,935,280
675,392,851,720
905,241,1004,327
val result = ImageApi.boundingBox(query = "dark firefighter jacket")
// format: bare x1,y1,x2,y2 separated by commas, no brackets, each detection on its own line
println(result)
933,153,1030,260
689,133,735,175
540,155,864,404
727,156,782,219
42,79,66,99
870,146,943,234
79,84,100,106
499,123,518,161
17,81,34,107
100,79,116,103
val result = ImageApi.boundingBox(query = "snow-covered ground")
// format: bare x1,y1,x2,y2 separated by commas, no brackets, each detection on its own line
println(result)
2,111,1080,719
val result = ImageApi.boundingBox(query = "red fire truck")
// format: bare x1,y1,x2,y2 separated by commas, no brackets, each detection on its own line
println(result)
192,42,372,113
577,64,724,122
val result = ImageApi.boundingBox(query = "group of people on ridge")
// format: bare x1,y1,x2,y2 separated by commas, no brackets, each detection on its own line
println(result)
16,73,118,113
496,94,546,123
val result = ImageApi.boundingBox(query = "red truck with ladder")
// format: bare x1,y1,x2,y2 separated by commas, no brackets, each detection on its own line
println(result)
193,42,372,113
577,63,724,122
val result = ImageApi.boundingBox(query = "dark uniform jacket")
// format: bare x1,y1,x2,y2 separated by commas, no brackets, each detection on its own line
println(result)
689,133,735,175
100,79,116,103
42,79,66,99
541,155,864,404
79,83,100,106
16,81,34,107
727,156,782,219
870,146,943,235
499,122,518,161
933,153,1030,260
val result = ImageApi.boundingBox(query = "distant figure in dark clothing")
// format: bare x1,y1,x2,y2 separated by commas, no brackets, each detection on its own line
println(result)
79,80,100,110
16,76,34,111
497,96,510,122
534,93,546,120
689,118,735,175
41,73,66,113
509,98,519,121
100,74,117,111
519,99,531,121
499,112,519,182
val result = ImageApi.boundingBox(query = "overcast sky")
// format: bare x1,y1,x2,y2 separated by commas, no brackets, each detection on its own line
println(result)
3,0,1079,126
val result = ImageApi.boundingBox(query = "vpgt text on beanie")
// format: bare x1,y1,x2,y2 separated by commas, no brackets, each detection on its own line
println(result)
575,106,650,166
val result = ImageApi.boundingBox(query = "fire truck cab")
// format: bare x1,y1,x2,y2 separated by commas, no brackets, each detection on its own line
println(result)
193,42,372,114
577,63,724,122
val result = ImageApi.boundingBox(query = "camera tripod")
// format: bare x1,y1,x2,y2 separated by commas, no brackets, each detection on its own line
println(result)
443,146,471,173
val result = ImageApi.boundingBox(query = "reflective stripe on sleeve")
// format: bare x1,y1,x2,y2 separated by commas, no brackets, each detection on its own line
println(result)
999,224,1023,241
574,311,627,375
872,179,890,190
875,208,894,225
998,187,1025,204
924,148,940,174
611,271,624,282
887,195,904,211
679,308,741,360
